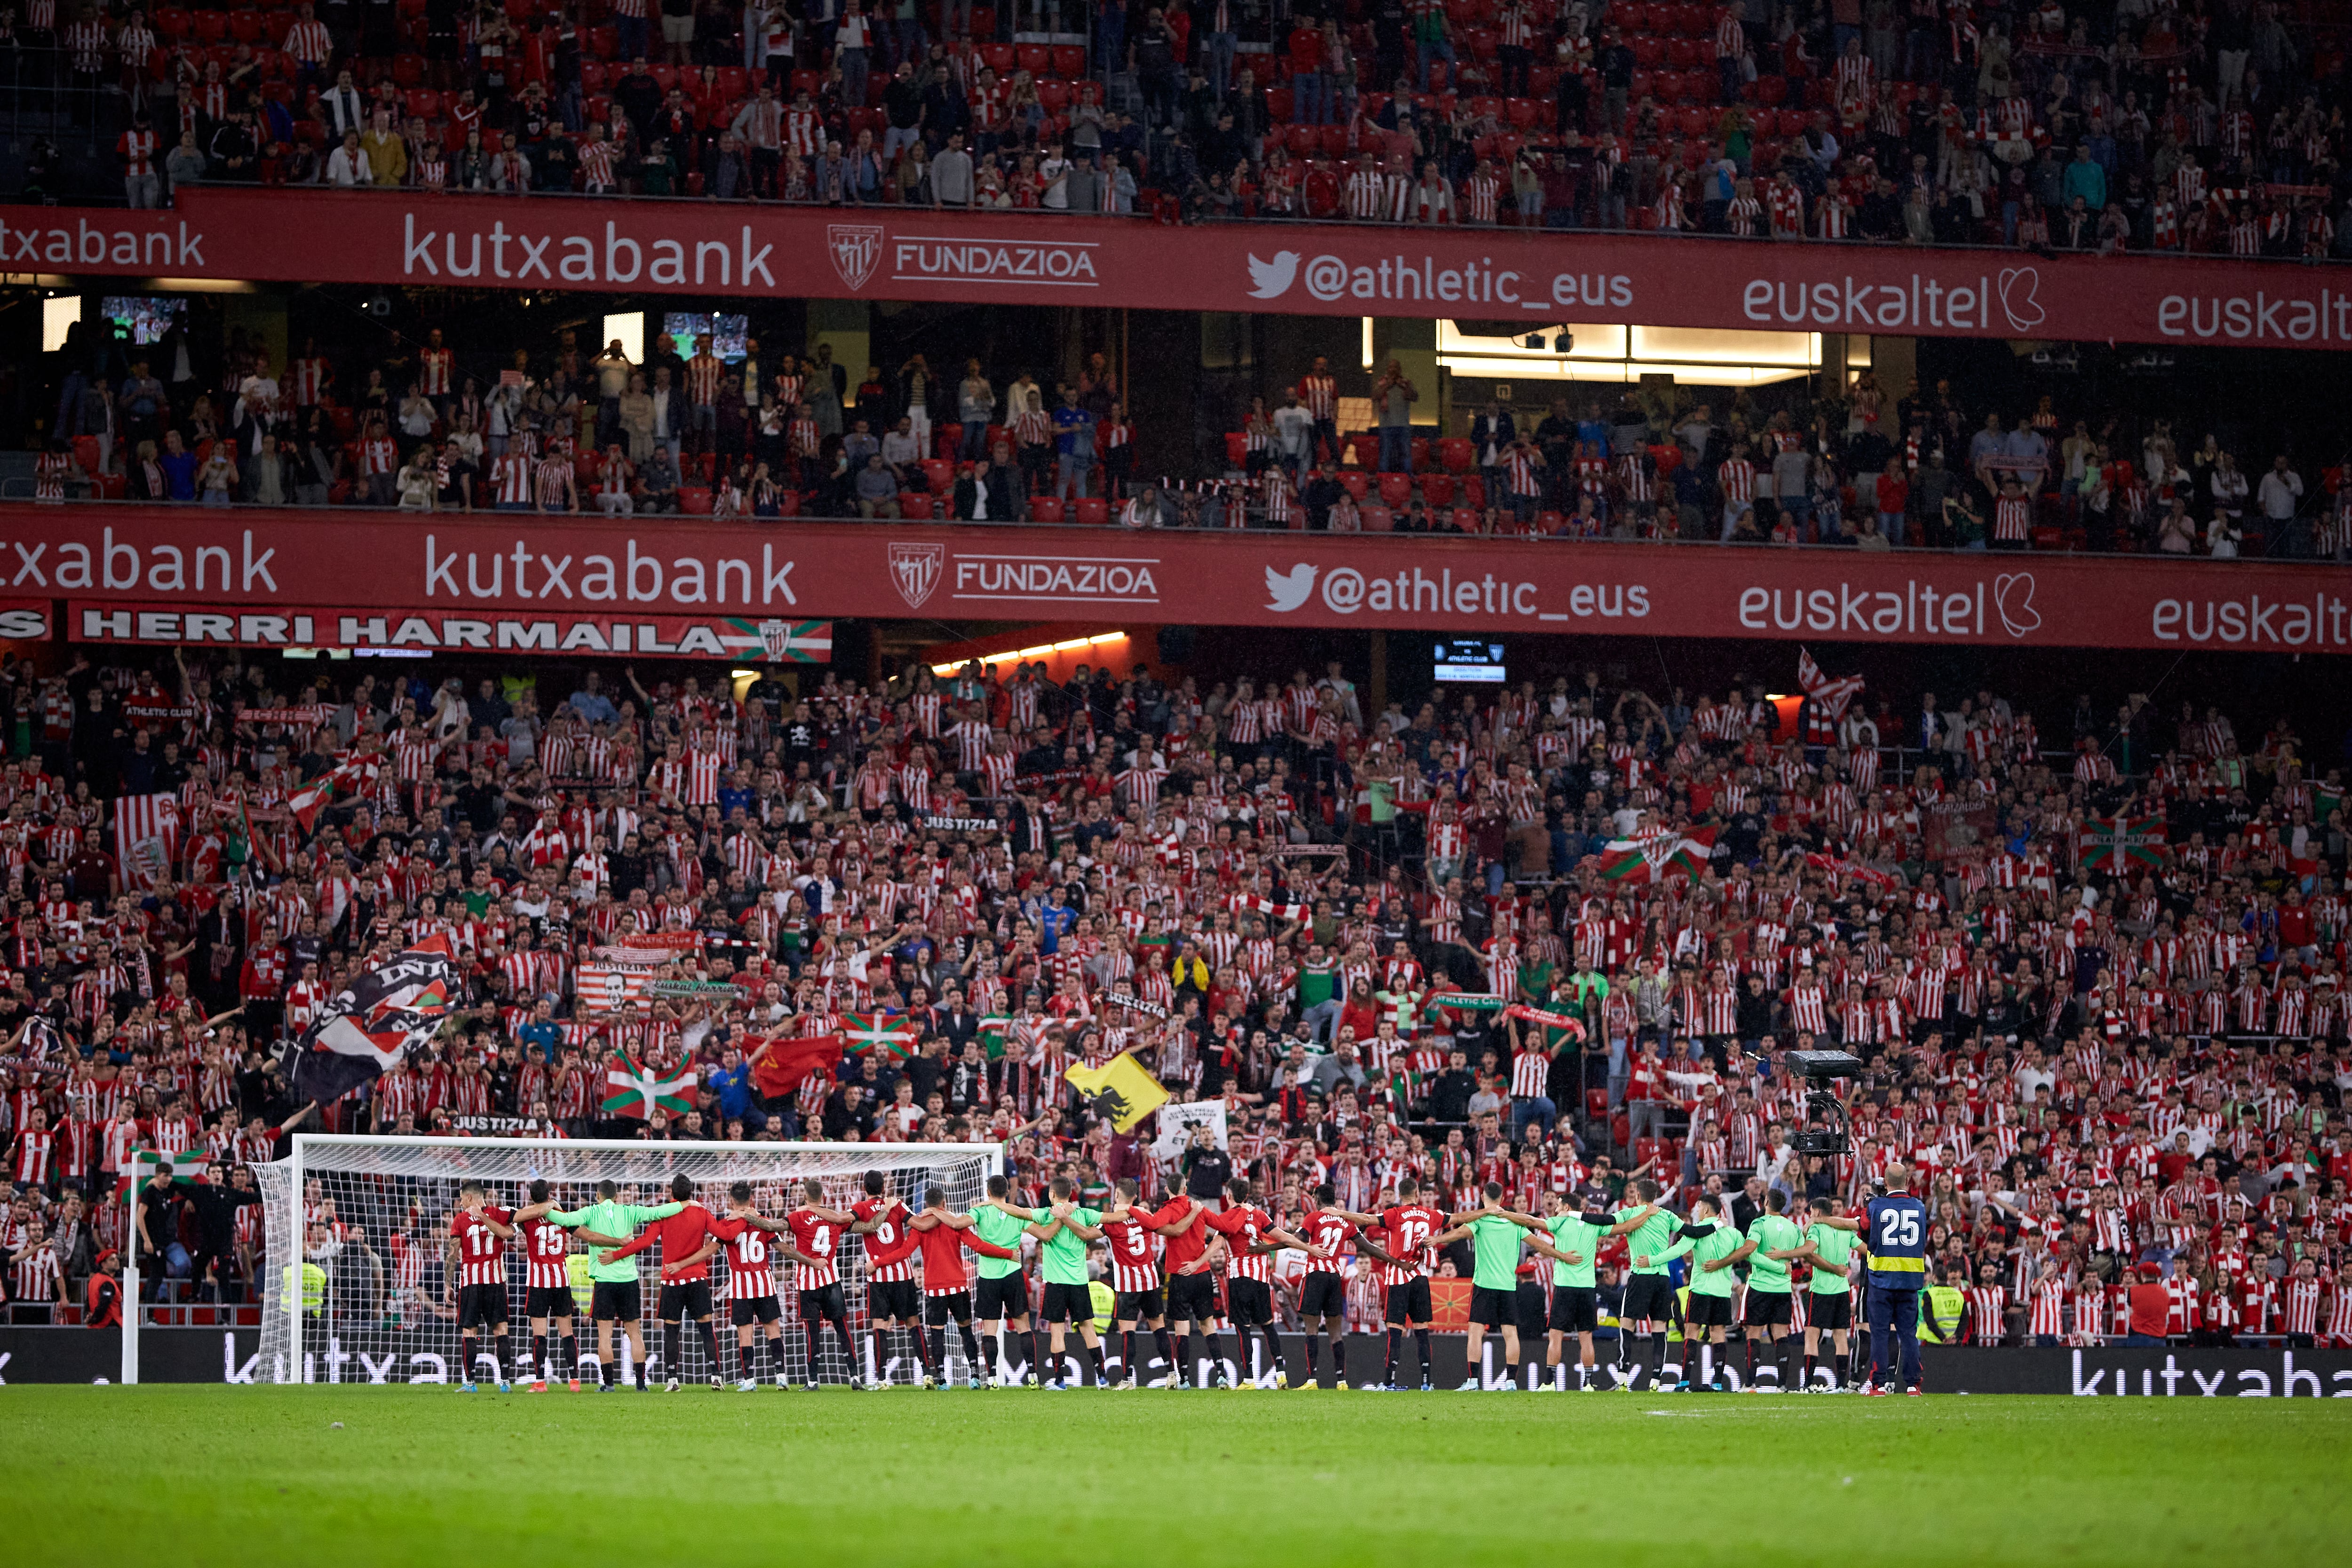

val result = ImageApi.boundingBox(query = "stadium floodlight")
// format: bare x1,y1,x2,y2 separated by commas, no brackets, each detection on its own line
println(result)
124,1134,1001,1389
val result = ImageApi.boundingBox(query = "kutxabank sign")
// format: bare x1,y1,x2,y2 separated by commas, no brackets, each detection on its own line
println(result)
4,508,2352,652
12,189,2352,349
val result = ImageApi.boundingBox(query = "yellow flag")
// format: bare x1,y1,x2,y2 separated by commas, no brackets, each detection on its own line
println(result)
1063,1052,1169,1132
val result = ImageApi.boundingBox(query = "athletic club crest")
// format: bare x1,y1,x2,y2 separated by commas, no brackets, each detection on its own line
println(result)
827,223,885,291
757,618,794,659
889,542,945,609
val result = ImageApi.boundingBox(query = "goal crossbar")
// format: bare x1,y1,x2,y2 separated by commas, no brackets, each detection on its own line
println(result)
127,1133,1003,1387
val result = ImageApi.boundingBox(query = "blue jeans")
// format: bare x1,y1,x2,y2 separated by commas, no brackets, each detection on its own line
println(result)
616,14,648,59
839,46,869,107
1205,30,1237,96
1379,425,1411,473
1879,509,1906,546
1510,1096,1557,1145
1300,998,1344,1044
959,417,991,460
1414,34,1457,89
1867,1285,1922,1390
1294,70,1325,125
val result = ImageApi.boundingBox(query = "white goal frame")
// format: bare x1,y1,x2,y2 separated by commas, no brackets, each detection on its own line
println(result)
124,1133,1003,1386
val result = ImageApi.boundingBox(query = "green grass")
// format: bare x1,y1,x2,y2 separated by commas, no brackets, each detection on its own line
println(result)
5,1385,2348,1567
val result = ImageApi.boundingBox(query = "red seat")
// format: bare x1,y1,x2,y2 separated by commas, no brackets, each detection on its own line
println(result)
935,422,962,459
157,7,193,40
1224,432,1248,468
390,53,425,86
649,64,677,92
676,486,714,515
1460,476,1486,509
1051,44,1084,78
1377,472,1412,507
405,88,439,118
1319,124,1349,156
921,458,953,493
1265,85,1292,120
1438,436,1473,472
1451,507,1479,531
192,10,226,41
1409,437,1430,471
981,43,1015,73
579,58,606,91
1360,504,1393,532
588,24,617,57
717,64,747,99
228,11,263,42
1287,123,1319,153
969,5,995,37
1016,44,1049,75
1029,496,1065,523
1505,96,1538,127
1419,474,1453,507
1038,80,1070,112
1585,1089,1611,1118
897,493,932,520
1073,497,1109,525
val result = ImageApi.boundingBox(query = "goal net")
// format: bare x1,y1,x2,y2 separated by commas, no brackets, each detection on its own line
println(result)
248,1135,1001,1389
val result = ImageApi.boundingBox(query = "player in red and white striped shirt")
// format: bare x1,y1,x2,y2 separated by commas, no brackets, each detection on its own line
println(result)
448,1182,516,1391
513,1182,580,1390
1203,1177,1326,1388
708,1183,800,1390
1994,479,2034,545
851,1174,931,1387
786,1181,860,1388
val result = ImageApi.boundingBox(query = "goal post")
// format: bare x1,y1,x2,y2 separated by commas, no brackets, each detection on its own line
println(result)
220,1134,1003,1389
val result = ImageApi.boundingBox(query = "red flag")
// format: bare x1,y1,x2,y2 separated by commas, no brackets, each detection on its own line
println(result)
750,1034,843,1098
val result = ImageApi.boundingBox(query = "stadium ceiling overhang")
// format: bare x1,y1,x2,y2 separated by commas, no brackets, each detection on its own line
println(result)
6,188,2352,350
0,508,2345,654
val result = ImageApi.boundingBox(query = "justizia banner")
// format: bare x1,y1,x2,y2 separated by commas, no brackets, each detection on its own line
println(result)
0,509,2345,651
9,189,2352,349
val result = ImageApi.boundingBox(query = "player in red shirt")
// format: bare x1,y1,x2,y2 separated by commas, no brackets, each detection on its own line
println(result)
1372,1176,1451,1390
907,1184,1022,1388
785,1178,862,1389
447,1180,516,1392
1202,1177,1329,1389
1296,1183,1388,1391
1092,1176,1180,1389
850,1171,931,1388
1146,1188,1232,1388
596,1174,723,1392
513,1180,580,1391
707,1181,818,1391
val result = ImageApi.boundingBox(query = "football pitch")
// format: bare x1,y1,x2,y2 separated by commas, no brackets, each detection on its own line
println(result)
5,1386,2347,1567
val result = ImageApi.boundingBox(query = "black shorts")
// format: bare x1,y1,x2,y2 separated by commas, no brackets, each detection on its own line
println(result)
1227,1277,1273,1326
799,1282,846,1323
1549,1285,1598,1334
1384,1277,1432,1325
924,1290,972,1326
730,1294,782,1327
1686,1292,1736,1328
525,1285,575,1321
659,1280,714,1321
975,1273,1029,1321
457,1281,510,1330
1165,1271,1217,1323
871,1278,922,1321
1298,1271,1346,1320
1514,1281,1549,1338
1807,1292,1853,1330
1621,1273,1679,1323
1116,1286,1164,1321
1744,1290,1794,1329
1038,1280,1091,1325
590,1280,642,1323
1469,1284,1517,1329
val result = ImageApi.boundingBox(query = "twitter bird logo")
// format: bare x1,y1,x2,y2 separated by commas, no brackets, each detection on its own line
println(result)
1264,564,1317,612
1247,251,1301,300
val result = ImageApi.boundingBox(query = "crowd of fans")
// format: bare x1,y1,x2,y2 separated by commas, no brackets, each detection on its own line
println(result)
34,305,2352,557
21,0,2352,259
0,637,2348,1351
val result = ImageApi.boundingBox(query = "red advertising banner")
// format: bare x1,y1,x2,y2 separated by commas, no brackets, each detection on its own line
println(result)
4,506,2348,652
0,600,52,640
9,189,2352,350
66,601,831,660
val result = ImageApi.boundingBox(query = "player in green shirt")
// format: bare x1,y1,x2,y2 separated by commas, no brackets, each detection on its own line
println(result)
1632,1196,1741,1392
1515,1191,1651,1390
544,1179,685,1390
1730,1190,1809,1392
970,1175,1047,1386
1432,1183,1542,1392
1794,1196,1860,1392
1610,1178,1675,1390
1027,1175,1108,1391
